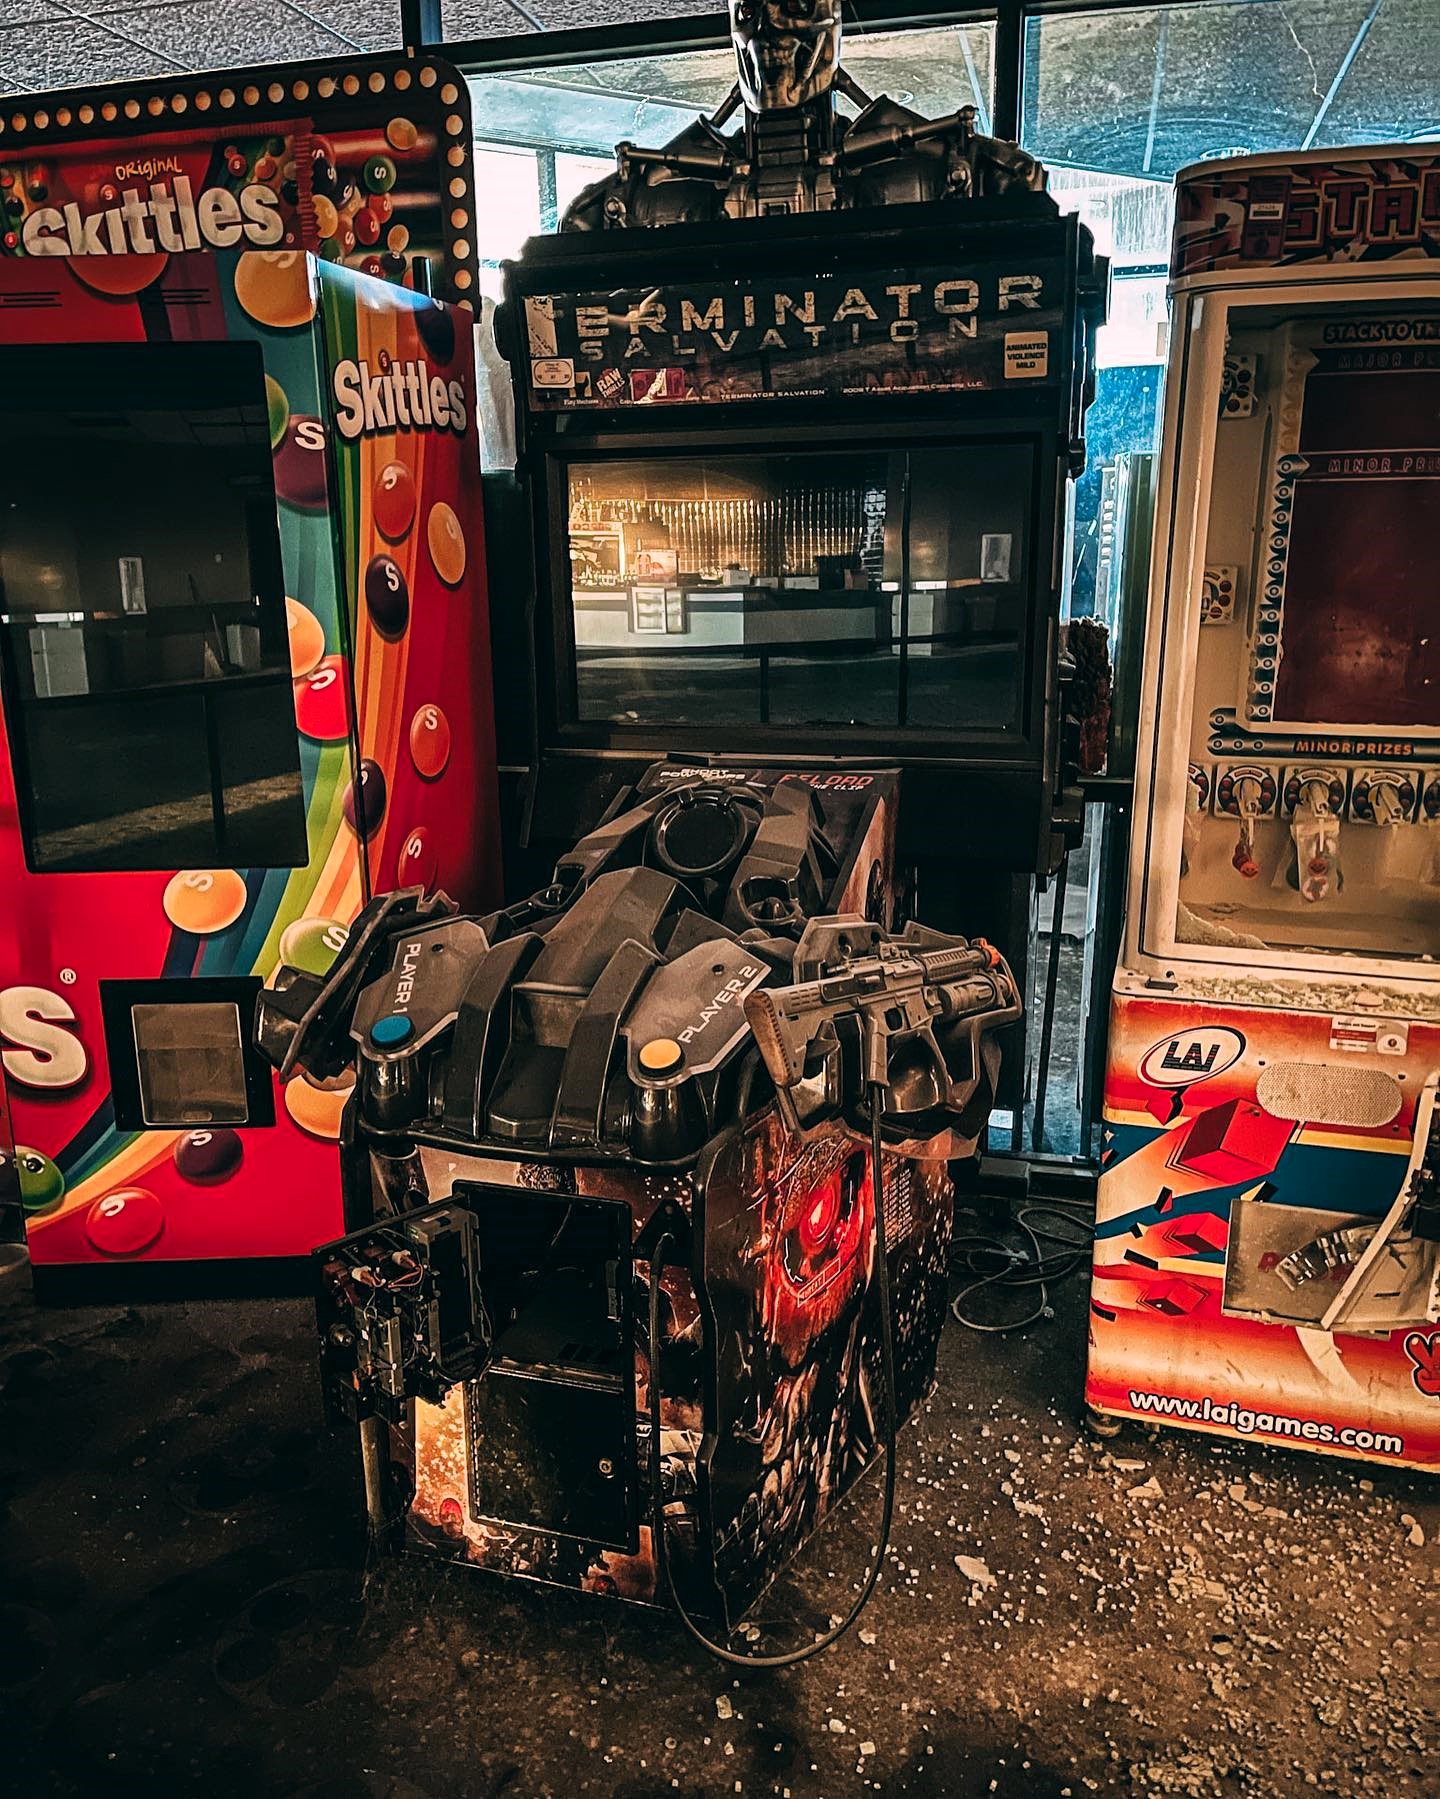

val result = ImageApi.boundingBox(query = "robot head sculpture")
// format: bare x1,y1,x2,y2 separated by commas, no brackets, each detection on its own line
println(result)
559,0,1045,227
730,0,842,113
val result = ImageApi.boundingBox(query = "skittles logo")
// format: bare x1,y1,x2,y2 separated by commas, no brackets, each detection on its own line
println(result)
0,984,88,1092
22,176,282,258
1138,1026,1246,1090
331,352,467,442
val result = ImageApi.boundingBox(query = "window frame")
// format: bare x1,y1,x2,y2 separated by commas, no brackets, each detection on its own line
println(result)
441,0,1259,148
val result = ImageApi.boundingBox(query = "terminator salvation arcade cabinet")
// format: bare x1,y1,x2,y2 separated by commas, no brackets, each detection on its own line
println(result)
255,16,1105,1651
494,211,1106,1158
1088,145,1440,1470
0,244,497,1293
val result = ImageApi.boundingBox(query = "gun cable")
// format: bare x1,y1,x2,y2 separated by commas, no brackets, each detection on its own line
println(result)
646,1087,897,1667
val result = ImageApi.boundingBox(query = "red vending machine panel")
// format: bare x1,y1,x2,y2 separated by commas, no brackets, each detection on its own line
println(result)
0,249,499,1290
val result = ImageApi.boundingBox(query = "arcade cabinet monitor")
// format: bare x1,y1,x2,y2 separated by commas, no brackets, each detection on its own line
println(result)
562,444,1035,735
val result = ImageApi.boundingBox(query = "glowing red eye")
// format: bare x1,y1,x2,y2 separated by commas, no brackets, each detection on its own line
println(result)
798,1177,841,1256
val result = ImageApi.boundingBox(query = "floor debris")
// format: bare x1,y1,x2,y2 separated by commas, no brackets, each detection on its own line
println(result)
0,1259,1434,1796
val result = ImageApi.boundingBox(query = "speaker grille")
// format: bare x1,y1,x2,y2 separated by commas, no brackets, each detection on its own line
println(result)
1255,1061,1402,1128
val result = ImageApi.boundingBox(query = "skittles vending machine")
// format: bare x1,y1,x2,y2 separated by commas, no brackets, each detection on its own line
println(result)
1088,145,1440,1468
0,247,499,1293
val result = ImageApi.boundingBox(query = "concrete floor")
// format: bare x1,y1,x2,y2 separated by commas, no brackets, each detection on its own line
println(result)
0,1242,1436,1798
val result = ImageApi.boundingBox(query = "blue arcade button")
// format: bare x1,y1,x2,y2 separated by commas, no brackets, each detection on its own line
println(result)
370,1013,414,1048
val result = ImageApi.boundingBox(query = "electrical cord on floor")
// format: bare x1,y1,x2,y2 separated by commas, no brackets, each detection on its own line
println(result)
949,1196,1094,1334
646,1089,897,1667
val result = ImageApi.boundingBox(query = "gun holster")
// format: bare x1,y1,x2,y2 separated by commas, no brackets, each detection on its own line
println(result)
256,887,457,1082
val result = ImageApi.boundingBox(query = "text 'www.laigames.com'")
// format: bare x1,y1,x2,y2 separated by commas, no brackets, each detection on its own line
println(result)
1127,1390,1404,1457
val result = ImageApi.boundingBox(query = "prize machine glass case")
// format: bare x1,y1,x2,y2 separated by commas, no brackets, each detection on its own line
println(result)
1089,146,1440,1469
0,249,500,1290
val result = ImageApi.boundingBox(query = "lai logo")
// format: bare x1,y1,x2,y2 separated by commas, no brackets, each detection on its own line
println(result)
1138,1026,1246,1089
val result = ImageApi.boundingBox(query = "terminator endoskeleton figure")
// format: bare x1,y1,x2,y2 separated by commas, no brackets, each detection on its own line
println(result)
562,0,1045,230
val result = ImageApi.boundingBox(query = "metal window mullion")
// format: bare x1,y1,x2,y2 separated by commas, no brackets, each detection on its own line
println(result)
993,0,1024,141
401,0,444,53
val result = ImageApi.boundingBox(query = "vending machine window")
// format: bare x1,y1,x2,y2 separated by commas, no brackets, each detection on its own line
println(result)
0,340,305,875
563,444,1034,734
1138,291,1440,966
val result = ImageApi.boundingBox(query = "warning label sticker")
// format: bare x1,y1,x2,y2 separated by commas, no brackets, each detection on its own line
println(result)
1004,331,1050,379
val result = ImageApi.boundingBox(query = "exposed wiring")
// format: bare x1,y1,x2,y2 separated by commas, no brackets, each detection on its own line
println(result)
645,1088,897,1666
949,1196,1094,1334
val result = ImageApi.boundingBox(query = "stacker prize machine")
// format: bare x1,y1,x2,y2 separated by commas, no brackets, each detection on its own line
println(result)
0,245,499,1293
1088,144,1440,1469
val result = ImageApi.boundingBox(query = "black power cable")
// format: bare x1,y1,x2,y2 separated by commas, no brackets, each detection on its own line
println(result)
949,1196,1094,1333
646,1089,897,1667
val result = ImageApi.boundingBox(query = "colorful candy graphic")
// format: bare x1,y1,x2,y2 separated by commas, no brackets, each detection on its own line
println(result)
234,249,315,328
364,155,398,195
265,373,289,448
16,1147,64,1216
364,553,410,636
426,501,466,585
294,655,351,741
397,826,436,889
85,1188,165,1257
285,596,326,678
68,254,167,297
409,704,451,779
273,415,329,511
284,1072,354,1141
162,869,248,935
174,1128,244,1183
343,759,388,839
374,461,416,541
277,916,350,977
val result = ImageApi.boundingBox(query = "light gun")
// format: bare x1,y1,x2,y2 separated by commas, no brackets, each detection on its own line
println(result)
743,915,1021,1132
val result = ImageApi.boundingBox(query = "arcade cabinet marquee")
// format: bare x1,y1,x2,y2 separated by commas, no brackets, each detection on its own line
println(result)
0,48,480,303
0,247,499,1291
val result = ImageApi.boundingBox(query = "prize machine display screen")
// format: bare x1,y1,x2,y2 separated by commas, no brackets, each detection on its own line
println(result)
561,445,1034,734
0,342,305,875
1167,298,1440,961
